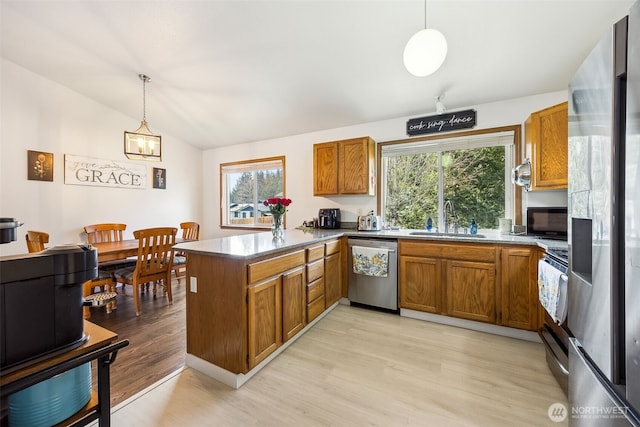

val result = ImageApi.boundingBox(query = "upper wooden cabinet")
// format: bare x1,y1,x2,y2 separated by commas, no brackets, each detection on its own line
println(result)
313,136,376,196
525,102,568,191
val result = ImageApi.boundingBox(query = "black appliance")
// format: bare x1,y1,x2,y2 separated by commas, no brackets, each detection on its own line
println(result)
526,207,568,240
568,3,640,425
0,218,23,244
318,208,340,229
0,244,98,372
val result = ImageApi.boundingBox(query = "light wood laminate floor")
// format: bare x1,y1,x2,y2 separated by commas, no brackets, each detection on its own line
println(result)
109,304,567,426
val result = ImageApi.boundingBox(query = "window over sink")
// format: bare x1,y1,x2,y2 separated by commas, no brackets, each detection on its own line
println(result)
380,127,519,231
220,156,286,229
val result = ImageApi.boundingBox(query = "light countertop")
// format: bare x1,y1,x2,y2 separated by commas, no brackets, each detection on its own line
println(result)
174,228,567,259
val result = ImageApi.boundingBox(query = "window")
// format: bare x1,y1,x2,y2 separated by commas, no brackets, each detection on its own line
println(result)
381,130,516,231
220,156,286,228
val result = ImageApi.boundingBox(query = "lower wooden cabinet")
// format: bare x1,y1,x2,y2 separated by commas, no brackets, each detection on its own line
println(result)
399,240,539,331
500,246,538,330
282,266,306,342
248,277,282,369
187,237,346,375
445,260,496,323
325,252,341,307
399,256,442,313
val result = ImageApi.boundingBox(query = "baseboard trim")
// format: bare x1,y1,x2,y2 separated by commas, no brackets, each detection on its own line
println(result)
400,308,541,342
187,300,341,389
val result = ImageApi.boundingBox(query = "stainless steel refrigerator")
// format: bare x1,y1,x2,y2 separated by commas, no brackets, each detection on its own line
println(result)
568,1,640,425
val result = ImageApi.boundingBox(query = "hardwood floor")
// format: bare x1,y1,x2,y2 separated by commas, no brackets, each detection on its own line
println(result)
105,303,568,426
87,277,187,406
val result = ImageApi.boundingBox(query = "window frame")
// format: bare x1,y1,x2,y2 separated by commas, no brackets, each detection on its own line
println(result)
219,156,286,230
376,125,523,228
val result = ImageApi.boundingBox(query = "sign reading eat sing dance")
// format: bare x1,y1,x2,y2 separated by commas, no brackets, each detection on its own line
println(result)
64,154,147,189
406,109,477,136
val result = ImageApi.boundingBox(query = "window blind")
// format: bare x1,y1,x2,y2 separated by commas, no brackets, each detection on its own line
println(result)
382,131,515,157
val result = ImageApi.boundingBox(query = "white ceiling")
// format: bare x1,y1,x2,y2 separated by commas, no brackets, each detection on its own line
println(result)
0,0,634,149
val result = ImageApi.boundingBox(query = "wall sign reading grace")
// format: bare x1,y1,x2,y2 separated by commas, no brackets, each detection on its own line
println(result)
406,109,477,136
64,154,146,189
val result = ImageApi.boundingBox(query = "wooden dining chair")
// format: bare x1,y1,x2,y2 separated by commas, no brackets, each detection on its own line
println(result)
172,222,200,283
84,223,136,290
113,227,177,316
84,223,127,244
25,230,49,253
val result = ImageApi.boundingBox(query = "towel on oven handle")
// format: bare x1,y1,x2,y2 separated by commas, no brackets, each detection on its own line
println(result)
537,258,568,324
352,246,389,277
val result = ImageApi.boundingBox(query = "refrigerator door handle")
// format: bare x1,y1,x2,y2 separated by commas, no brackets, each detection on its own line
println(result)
570,338,640,426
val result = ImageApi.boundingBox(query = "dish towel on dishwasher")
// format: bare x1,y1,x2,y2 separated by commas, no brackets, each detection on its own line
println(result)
352,246,390,277
537,259,568,324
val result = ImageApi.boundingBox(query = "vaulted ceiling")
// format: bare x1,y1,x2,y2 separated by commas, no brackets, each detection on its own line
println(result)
1,1,634,149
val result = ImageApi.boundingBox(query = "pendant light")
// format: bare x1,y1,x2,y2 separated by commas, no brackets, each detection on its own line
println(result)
124,74,162,161
403,0,447,77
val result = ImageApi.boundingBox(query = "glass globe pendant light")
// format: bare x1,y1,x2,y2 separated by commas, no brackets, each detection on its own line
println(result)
403,0,447,77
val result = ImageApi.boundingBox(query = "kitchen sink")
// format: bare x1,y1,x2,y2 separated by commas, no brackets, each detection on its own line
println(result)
408,231,486,238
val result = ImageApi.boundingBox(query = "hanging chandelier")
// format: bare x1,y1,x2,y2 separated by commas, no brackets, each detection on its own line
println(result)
403,0,448,77
124,74,162,161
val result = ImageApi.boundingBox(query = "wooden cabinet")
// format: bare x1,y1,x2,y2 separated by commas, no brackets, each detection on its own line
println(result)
445,259,496,323
399,240,498,324
247,249,306,369
399,239,541,331
248,277,282,368
525,102,568,191
501,246,538,330
399,256,442,313
186,237,344,376
313,136,375,196
282,266,306,342
324,239,342,307
306,245,326,323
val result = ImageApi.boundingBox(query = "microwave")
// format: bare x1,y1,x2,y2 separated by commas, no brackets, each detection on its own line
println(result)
526,207,568,240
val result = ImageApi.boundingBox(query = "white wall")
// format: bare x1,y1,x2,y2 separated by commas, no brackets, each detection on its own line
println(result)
0,59,202,256
203,90,568,239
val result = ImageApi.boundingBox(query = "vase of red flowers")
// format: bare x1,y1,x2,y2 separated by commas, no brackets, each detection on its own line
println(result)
263,197,292,240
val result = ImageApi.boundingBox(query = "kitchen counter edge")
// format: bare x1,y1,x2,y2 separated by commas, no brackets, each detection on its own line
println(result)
174,228,566,259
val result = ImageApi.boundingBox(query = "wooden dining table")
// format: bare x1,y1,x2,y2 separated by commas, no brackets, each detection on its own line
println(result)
92,238,186,263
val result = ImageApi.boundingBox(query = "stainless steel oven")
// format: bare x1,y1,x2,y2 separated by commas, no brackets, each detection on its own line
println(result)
538,248,572,396
347,238,398,312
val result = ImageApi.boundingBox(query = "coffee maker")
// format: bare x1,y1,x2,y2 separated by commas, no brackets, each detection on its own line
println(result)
318,208,341,229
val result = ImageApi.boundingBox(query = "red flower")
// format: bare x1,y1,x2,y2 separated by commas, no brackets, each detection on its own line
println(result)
263,197,293,215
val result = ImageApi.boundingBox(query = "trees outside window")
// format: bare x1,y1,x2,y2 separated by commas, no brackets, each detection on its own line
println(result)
382,132,513,231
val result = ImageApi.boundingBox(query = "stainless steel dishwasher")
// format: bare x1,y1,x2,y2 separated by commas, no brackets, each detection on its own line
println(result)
347,237,398,312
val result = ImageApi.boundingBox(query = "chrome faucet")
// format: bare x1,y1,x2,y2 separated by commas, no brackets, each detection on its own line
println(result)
443,200,458,234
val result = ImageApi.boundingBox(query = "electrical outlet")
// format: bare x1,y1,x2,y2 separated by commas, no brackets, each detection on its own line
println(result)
190,276,198,293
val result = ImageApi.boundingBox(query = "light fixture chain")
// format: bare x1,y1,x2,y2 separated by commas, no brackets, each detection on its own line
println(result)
142,75,146,121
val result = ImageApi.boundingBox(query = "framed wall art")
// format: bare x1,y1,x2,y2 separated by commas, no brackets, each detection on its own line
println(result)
27,150,54,181
153,167,166,189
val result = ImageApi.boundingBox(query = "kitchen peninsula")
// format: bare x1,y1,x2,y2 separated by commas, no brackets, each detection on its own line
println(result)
175,229,565,388
175,230,345,388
